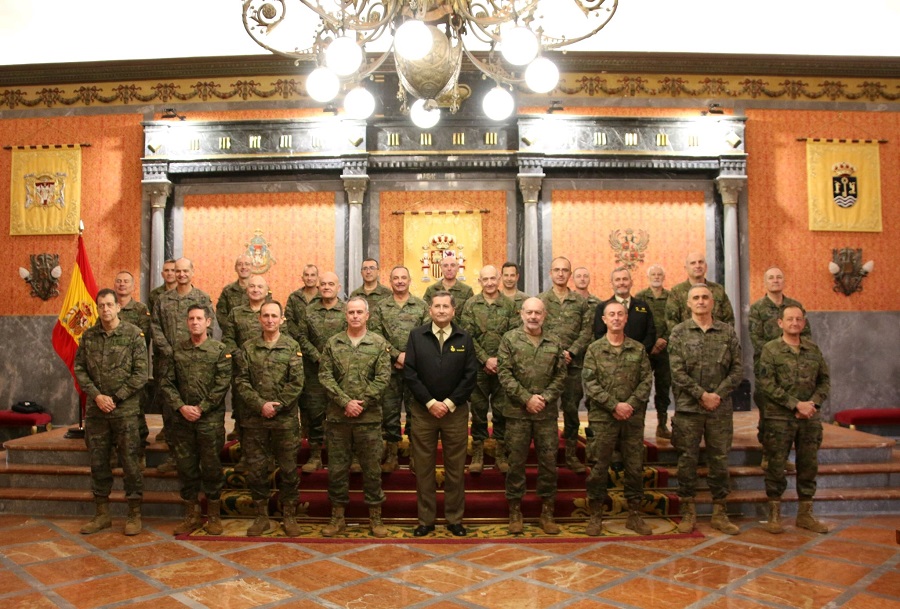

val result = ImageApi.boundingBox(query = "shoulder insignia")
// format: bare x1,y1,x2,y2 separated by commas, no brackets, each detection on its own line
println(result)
297,351,303,357
225,353,232,359
139,332,145,337
144,311,151,316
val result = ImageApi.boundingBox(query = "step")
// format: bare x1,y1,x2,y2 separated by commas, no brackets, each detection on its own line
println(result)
693,487,900,517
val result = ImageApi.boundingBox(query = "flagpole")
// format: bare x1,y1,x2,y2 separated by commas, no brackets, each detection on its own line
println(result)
64,221,88,440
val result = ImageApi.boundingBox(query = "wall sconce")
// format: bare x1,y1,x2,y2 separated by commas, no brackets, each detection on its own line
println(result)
828,247,874,296
19,253,62,300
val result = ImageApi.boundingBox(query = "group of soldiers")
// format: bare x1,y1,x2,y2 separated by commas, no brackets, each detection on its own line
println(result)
73,248,830,539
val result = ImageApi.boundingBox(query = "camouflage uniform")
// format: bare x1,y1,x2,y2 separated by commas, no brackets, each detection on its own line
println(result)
666,279,735,335
147,284,171,318
668,319,743,500
423,280,474,322
349,283,392,311
757,337,830,499
460,293,519,443
369,295,429,441
538,289,594,441
117,299,152,443
284,289,318,346
505,290,529,316
497,328,567,501
635,287,672,417
221,304,264,436
582,337,653,504
234,334,305,504
297,299,347,445
160,338,231,501
216,280,249,331
74,321,149,501
319,331,392,506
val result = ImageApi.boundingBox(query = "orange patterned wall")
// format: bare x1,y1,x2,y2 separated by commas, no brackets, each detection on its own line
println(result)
551,190,706,295
745,109,899,311
183,192,336,305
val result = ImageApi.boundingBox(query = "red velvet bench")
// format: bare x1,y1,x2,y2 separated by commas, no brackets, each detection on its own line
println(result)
0,410,53,435
834,408,900,430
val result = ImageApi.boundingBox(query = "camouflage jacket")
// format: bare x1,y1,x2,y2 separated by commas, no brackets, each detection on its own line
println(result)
119,299,151,344
748,294,811,369
147,284,171,316
235,334,304,427
666,279,735,335
284,288,318,345
582,336,652,423
369,295,429,362
423,279,474,321
537,288,594,364
635,287,670,341
668,318,743,414
756,337,830,421
151,286,213,360
319,331,392,424
74,321,149,419
460,293,520,365
301,299,347,364
497,328,567,420
221,304,263,354
349,283,392,311
161,338,231,419
216,280,248,330
504,290,529,315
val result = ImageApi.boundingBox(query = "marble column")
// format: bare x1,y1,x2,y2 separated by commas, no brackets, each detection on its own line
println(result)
343,175,369,294
143,180,172,290
716,175,747,340
517,173,544,296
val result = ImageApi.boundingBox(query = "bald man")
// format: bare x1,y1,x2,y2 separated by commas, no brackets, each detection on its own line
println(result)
216,254,254,330
423,255,474,322
665,252,735,335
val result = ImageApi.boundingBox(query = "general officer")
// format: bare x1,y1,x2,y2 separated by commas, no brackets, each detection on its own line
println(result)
757,306,830,535
74,288,148,536
113,270,151,453
582,301,654,537
234,301,305,537
666,252,735,335
635,264,674,439
423,254,474,322
161,304,231,536
318,296,392,538
669,284,743,535
497,297,567,535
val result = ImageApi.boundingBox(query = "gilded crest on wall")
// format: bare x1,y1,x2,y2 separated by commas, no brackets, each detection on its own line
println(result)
831,162,858,208
24,172,67,209
421,233,466,282
609,228,649,270
245,229,275,274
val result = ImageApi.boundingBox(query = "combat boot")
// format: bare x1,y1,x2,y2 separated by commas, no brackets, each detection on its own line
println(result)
282,503,301,537
656,413,672,440
301,443,323,473
785,459,796,473
205,500,223,536
321,506,346,537
710,501,740,535
468,441,484,474
494,441,509,473
173,499,202,535
763,500,784,534
676,499,696,533
538,499,560,535
565,439,586,473
507,500,524,534
585,499,604,536
247,500,276,536
625,500,653,535
349,454,362,474
157,455,177,474
124,499,142,536
796,500,828,533
80,497,112,535
381,441,399,473
369,506,388,538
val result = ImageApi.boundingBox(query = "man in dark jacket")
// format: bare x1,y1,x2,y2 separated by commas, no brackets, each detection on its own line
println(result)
593,266,656,353
404,291,478,537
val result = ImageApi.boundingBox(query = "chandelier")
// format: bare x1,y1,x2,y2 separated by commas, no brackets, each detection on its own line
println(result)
242,0,618,127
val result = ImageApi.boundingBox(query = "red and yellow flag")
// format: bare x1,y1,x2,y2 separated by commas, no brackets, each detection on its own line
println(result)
51,235,98,401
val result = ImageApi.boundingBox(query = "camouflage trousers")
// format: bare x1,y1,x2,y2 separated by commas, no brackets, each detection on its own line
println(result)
649,351,672,416
505,418,558,502
242,422,300,504
560,365,585,441
381,372,408,443
84,416,143,501
169,413,226,501
753,388,767,445
763,417,823,499
587,413,646,504
672,409,733,501
470,369,506,443
300,363,326,444
326,422,385,506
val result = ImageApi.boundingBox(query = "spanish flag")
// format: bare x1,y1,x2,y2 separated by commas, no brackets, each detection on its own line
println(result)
51,234,98,409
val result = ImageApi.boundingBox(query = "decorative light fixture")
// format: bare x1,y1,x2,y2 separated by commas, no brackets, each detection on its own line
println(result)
828,247,874,296
241,0,618,124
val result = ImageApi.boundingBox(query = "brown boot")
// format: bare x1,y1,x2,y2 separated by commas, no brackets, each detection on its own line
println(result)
247,500,276,536
494,441,509,473
205,500,223,536
349,454,362,474
585,499,603,536
656,413,672,440
565,439,586,473
381,441,399,473
80,497,112,535
710,501,740,535
508,499,524,534
796,500,828,534
173,499,202,535
625,500,653,535
322,506,346,537
282,503,301,537
156,455,177,474
369,506,388,538
677,499,696,533
763,500,784,534
468,441,484,474
301,443,323,473
124,499,142,536
539,499,560,535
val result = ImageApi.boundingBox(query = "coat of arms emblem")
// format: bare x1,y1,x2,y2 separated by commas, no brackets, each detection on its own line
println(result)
24,172,67,209
245,229,275,274
608,228,649,271
832,162,858,208
421,233,466,282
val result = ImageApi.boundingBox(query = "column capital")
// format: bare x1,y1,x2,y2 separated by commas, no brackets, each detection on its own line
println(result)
343,175,369,205
142,180,172,209
715,175,747,206
517,173,545,205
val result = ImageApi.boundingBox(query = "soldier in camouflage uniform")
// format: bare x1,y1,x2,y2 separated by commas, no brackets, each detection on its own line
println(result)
749,266,811,470
669,284,744,535
423,254,474,322
161,304,231,536
573,267,602,312
635,264,673,439
74,289,149,536
297,271,347,472
113,270,151,451
147,259,176,318
500,261,529,314
284,264,320,345
350,258,392,309
756,306,830,535
497,297,567,535
666,252,735,335
460,265,519,473
234,301,305,536
215,254,253,330
318,297,392,537
538,256,594,473
582,301,654,537
369,266,429,471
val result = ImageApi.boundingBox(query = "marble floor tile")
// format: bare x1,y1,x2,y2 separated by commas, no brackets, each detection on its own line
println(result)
123,597,193,609
0,524,60,546
393,559,495,593
181,576,296,609
693,540,785,568
24,554,120,586
456,578,573,608
221,544,314,570
0,569,33,595
266,599,326,609
53,573,161,609
700,597,782,609
649,556,752,589
807,538,899,566
578,543,671,570
867,570,900,598
733,573,844,609
2,592,61,609
2,538,90,565
108,541,201,568
597,576,708,609
859,515,900,529
144,556,243,588
562,600,624,609
522,559,625,592
836,525,900,546
267,559,368,592
773,554,872,587
340,544,431,572
459,545,553,572
320,579,434,608
842,593,900,609
732,526,818,549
